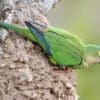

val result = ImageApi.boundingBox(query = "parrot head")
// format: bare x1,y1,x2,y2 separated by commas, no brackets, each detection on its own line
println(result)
84,44,100,65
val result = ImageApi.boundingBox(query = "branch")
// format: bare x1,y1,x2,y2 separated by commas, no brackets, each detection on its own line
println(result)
0,0,78,100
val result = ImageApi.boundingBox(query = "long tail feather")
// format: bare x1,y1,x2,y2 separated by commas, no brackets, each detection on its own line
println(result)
0,21,36,41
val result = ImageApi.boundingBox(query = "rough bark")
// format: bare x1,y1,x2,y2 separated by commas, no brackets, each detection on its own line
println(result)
0,0,78,100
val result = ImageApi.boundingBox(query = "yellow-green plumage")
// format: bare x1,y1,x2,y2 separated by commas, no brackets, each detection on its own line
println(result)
25,21,84,66
45,26,84,65
0,21,100,68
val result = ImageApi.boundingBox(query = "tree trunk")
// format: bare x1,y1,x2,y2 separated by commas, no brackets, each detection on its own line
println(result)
0,0,78,100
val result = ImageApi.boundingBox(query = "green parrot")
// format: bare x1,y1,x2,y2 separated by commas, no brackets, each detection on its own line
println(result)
0,21,100,68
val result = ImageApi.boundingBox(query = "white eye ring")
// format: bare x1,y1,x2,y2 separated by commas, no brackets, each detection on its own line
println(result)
98,51,100,56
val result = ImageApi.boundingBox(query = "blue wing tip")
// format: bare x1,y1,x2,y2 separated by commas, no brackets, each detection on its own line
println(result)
25,21,31,27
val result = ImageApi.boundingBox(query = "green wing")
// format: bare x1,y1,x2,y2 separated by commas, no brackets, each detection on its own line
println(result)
44,26,84,66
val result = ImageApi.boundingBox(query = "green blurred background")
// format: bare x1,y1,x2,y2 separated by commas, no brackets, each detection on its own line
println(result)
48,0,100,100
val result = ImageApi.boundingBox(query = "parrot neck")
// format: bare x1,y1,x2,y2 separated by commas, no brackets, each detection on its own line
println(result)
85,55,100,65
83,45,100,67
82,56,100,68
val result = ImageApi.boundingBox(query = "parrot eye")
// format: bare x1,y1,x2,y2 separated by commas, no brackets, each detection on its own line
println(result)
98,51,100,57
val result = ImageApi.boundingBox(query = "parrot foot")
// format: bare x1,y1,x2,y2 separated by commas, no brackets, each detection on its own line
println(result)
51,65,70,72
